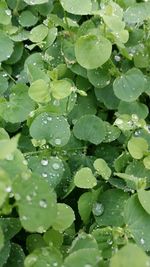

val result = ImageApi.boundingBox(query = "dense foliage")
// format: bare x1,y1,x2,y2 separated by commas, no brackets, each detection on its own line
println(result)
1,0,150,266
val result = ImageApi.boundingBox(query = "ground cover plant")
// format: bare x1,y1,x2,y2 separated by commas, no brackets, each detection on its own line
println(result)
1,0,150,266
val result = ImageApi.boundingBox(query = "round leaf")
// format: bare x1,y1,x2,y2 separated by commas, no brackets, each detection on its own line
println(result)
30,112,70,147
24,247,62,267
50,79,74,99
60,0,92,15
95,189,129,227
73,115,106,145
138,189,150,215
113,68,146,102
110,243,150,267
124,195,150,251
127,137,148,159
13,174,57,233
19,10,38,27
93,158,111,180
29,79,50,103
64,248,100,267
74,167,97,189
52,203,75,232
29,24,48,43
75,34,112,69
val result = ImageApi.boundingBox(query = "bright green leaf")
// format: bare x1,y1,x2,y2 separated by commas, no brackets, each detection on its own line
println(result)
75,34,112,69
73,115,106,145
127,137,148,159
93,158,111,180
52,203,75,232
74,167,97,189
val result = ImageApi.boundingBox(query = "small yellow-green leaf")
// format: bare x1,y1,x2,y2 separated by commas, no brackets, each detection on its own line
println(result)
52,203,75,232
50,79,74,99
93,158,111,180
74,167,97,189
127,137,148,159
29,79,50,103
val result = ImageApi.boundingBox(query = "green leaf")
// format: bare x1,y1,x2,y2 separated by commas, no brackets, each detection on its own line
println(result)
118,101,149,119
50,79,74,99
0,134,19,160
0,31,14,62
124,2,150,24
0,83,35,123
127,137,148,159
19,10,38,27
43,229,63,248
93,158,111,180
24,0,48,5
69,92,97,123
52,203,75,232
87,65,111,88
0,241,11,267
0,218,21,241
60,0,92,15
124,195,150,251
110,243,150,267
73,115,106,144
29,112,70,147
29,24,48,43
78,192,93,224
0,2,12,25
74,167,97,189
113,68,146,102
24,247,62,267
69,232,98,253
13,174,57,233
95,189,129,227
4,243,25,267
27,155,64,189
29,79,50,103
138,189,150,215
143,156,150,170
75,34,112,69
26,234,46,253
64,248,101,267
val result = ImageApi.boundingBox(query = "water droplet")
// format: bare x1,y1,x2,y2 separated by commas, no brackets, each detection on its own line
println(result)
42,172,48,178
5,186,12,193
41,159,48,166
5,9,11,16
53,263,58,267
26,195,32,202
92,202,104,216
39,199,47,208
37,226,46,233
55,138,61,145
26,255,37,264
47,116,52,121
114,55,121,62
6,154,14,160
140,238,145,245
22,216,27,221
84,264,92,267
52,163,60,170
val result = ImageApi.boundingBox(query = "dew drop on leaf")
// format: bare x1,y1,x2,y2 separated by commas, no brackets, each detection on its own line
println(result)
52,163,60,170
39,199,47,208
55,138,61,145
92,202,104,216
41,159,48,166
